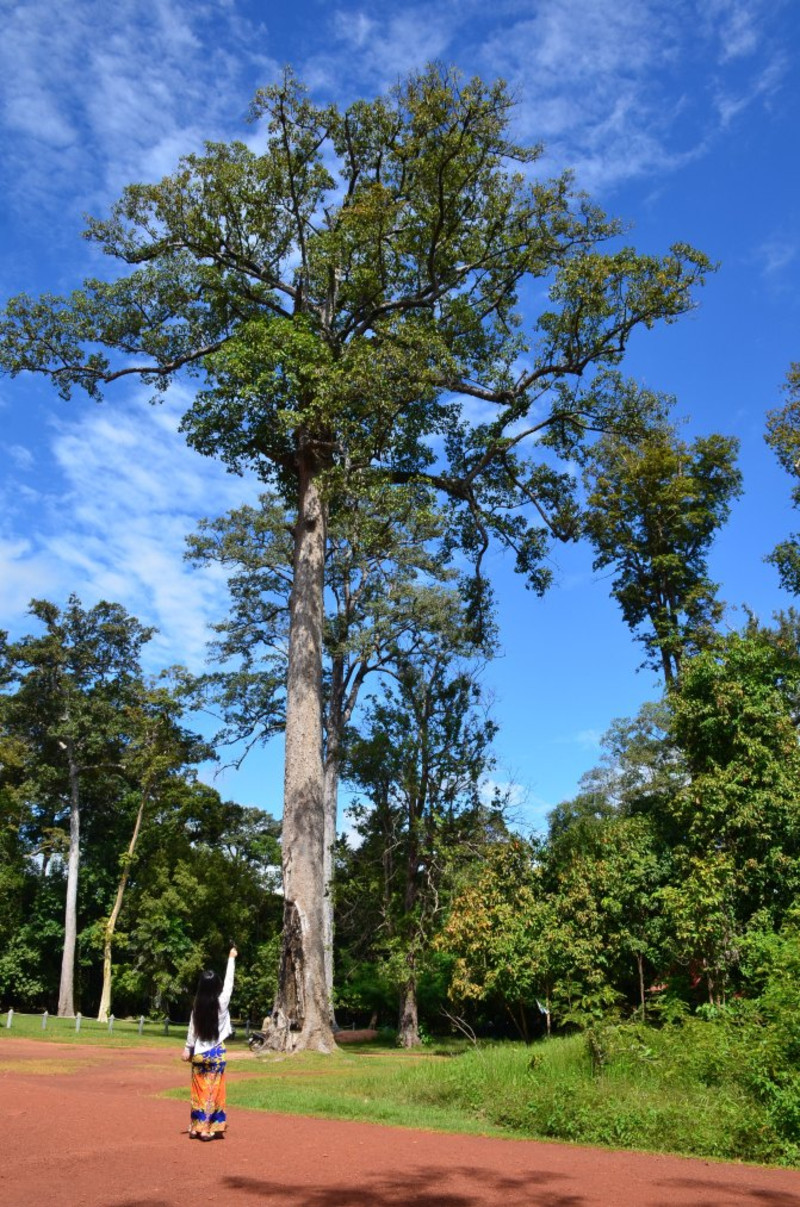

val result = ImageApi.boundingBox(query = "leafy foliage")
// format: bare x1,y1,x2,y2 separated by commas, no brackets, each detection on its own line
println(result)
582,394,742,683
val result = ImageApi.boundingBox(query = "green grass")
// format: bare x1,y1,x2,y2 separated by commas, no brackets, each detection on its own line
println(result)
211,1027,797,1167
0,1009,191,1048
8,1016,798,1166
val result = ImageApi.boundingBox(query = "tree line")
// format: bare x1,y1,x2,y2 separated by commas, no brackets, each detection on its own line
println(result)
0,64,798,1049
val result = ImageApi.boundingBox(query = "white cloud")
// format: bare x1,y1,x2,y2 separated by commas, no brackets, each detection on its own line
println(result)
0,0,279,223
1,385,262,673
574,728,603,750
470,0,787,191
703,0,762,61
5,444,35,470
753,235,798,278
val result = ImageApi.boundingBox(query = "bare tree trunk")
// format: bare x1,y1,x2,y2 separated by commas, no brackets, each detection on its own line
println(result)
97,788,149,1022
323,653,367,1031
398,970,420,1047
57,747,80,1018
637,951,646,1021
263,454,336,1053
323,737,340,1031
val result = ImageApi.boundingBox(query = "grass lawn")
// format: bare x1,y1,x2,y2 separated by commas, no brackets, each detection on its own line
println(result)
0,1009,189,1049
212,1031,796,1167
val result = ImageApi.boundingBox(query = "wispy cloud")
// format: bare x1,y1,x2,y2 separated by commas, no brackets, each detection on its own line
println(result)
4,444,34,470
0,386,261,672
703,0,763,62
0,0,278,230
303,6,456,93
248,0,788,197
753,235,798,278
470,0,788,191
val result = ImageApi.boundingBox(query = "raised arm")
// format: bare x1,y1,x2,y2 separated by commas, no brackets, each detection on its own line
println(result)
219,947,237,1012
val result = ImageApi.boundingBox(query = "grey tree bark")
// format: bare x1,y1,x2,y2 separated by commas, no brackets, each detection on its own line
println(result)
57,742,80,1018
263,452,337,1052
97,787,150,1022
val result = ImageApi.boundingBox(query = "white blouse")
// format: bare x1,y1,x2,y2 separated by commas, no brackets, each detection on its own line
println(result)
185,956,235,1055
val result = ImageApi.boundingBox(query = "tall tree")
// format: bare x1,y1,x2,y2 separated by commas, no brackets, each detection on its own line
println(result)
765,361,800,592
186,482,461,1020
582,391,742,684
0,598,153,1016
0,66,710,1049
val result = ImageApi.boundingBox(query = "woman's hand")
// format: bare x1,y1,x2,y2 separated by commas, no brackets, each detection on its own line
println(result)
181,1046,192,1062
229,946,238,960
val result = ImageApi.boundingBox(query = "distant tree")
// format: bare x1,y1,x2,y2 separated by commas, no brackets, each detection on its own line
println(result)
113,781,282,1018
663,625,800,1001
765,362,800,592
341,613,502,1046
97,676,212,1022
438,837,559,1038
0,65,710,1049
1,598,153,1016
582,391,742,684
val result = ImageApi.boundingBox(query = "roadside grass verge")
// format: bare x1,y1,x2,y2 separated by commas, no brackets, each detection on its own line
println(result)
209,1027,798,1167
9,1014,797,1166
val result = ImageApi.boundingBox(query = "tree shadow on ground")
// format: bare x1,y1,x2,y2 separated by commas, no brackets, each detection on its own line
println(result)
113,1201,174,1207
653,1179,800,1207
221,1165,584,1206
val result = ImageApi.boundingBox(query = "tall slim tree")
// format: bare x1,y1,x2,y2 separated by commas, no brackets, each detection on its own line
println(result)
765,362,800,592
582,389,742,684
97,676,212,1022
0,66,710,1049
1,598,153,1016
186,482,464,1021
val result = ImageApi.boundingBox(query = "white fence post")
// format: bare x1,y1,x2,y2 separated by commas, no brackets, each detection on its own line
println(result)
75,1013,82,1033
42,1010,48,1030
138,1016,144,1036
108,1014,114,1033
5,1008,12,1029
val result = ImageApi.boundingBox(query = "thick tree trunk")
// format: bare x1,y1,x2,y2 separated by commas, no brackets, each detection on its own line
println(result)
263,454,336,1053
57,749,80,1017
323,735,340,1031
97,788,149,1022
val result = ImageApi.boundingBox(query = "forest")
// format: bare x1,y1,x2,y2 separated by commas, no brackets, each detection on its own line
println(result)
0,64,799,1121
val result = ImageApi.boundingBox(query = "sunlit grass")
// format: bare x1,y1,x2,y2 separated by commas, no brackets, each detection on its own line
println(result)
0,1010,191,1049
9,1018,797,1166
211,1029,796,1166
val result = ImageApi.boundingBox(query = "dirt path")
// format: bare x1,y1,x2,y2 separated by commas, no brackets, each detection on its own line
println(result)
2,1038,800,1206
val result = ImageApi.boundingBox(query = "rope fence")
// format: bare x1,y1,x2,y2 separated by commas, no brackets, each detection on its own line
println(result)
2,1009,253,1041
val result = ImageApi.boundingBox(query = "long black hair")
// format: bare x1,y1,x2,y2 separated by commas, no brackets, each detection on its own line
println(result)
192,970,222,1043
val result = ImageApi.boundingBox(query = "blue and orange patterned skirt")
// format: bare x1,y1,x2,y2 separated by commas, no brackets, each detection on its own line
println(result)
189,1044,227,1138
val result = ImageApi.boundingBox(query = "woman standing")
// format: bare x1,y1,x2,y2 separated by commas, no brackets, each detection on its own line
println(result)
182,946,237,1140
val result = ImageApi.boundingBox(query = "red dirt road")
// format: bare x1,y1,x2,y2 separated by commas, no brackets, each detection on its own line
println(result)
3,1039,800,1207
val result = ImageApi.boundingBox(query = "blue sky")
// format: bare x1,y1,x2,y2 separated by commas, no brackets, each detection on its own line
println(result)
1,0,798,833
